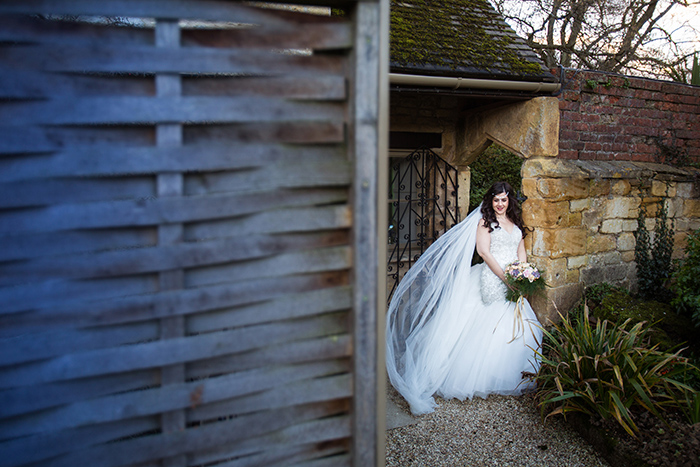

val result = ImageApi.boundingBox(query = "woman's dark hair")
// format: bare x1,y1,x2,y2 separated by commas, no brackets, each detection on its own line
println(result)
480,181,528,238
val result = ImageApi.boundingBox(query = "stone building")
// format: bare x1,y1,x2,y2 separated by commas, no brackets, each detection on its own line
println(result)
387,0,700,324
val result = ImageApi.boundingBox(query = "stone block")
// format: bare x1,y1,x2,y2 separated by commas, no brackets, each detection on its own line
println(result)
617,232,635,251
622,220,638,231
581,266,606,286
675,218,689,232
522,199,581,228
589,180,611,197
683,199,700,217
532,227,587,258
566,269,580,284
531,282,583,325
600,219,623,234
567,255,588,269
677,182,694,198
484,97,560,159
570,199,590,212
621,251,635,262
611,180,632,196
604,197,640,219
605,263,635,282
587,234,616,253
536,257,568,287
690,219,700,230
652,180,676,197
537,178,589,200
521,158,588,179
521,178,539,199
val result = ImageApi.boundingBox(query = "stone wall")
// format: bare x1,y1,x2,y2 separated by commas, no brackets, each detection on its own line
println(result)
522,157,700,324
555,68,700,165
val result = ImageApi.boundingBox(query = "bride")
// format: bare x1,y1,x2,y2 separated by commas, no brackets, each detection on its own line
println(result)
386,181,543,415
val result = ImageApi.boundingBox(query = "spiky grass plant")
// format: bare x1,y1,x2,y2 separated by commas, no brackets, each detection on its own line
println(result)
535,306,697,436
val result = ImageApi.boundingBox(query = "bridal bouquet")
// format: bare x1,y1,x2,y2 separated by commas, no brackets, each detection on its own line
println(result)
504,261,546,303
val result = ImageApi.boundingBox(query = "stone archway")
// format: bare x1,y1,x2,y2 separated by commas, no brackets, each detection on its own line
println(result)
454,96,563,323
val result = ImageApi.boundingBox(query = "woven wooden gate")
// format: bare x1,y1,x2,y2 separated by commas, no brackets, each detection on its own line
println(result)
0,1,385,466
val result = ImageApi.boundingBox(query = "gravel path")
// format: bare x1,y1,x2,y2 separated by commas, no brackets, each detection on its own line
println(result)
385,385,610,467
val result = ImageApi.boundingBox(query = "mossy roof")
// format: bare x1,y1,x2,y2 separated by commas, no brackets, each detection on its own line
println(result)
390,0,555,81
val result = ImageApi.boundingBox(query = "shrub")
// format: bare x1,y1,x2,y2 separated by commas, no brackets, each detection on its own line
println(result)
672,229,700,326
634,191,674,301
468,145,522,211
535,307,697,436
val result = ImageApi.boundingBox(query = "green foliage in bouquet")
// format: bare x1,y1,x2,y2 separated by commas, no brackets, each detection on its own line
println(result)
634,190,674,301
503,261,546,302
535,307,698,436
672,228,700,326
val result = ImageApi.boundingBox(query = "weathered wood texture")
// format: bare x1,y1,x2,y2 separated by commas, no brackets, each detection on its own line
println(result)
0,1,381,466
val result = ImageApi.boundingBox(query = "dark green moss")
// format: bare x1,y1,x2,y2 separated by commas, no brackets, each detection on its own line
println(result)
588,286,696,352
390,0,545,77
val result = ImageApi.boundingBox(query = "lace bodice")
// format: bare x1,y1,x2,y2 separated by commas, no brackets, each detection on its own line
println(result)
481,223,522,304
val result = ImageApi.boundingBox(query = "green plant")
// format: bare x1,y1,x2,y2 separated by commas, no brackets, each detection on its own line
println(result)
634,188,674,301
672,229,700,325
535,307,697,436
469,145,523,211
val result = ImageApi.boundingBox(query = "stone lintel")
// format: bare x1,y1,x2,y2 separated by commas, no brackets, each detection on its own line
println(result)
454,96,560,166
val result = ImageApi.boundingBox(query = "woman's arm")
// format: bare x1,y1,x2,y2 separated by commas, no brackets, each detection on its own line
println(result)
476,219,506,282
517,239,527,263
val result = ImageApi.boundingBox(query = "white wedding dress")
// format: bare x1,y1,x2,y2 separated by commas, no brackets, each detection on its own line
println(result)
385,204,543,415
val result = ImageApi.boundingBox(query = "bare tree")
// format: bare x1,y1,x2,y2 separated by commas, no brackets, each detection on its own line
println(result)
491,0,700,79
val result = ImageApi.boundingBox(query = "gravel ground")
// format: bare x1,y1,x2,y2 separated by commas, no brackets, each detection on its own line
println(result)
385,385,610,467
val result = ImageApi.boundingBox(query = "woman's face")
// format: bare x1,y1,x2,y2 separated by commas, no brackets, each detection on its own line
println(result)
492,192,509,216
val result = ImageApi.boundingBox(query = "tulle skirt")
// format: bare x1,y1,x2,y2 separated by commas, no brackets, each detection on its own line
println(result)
391,263,543,414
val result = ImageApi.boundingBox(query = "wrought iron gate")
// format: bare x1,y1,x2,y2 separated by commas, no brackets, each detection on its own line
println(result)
387,147,459,301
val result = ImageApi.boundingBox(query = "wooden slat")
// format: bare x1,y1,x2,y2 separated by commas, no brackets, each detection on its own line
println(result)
187,412,351,467
0,126,156,156
0,188,348,235
0,177,155,209
188,373,352,423
0,415,161,467
0,272,348,334
181,20,351,50
183,75,346,99
0,144,345,183
0,123,345,156
350,2,384,466
1,274,159,317
0,15,153,46
0,96,345,126
206,441,348,467
0,1,299,26
183,121,345,145
184,204,351,242
0,322,158,368
2,361,348,438
0,231,348,286
185,244,351,288
0,370,159,419
36,404,350,467
1,245,350,316
1,313,347,388
0,13,351,52
0,70,155,99
188,285,352,334
0,228,157,263
186,335,352,380
183,161,351,196
1,44,344,76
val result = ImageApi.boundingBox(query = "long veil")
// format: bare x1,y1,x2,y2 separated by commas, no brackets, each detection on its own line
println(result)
385,204,484,414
